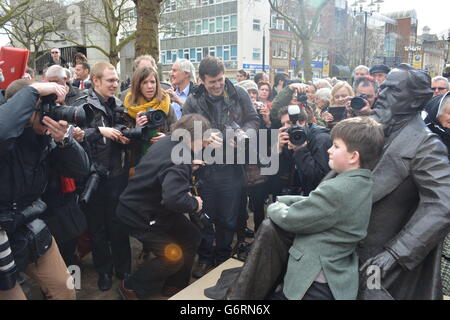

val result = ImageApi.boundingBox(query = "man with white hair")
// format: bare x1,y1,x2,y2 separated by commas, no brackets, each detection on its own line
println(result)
45,65,84,105
431,76,449,97
167,59,197,119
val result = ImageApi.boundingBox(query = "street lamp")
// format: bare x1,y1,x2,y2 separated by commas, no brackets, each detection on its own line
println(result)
262,23,269,73
351,0,384,66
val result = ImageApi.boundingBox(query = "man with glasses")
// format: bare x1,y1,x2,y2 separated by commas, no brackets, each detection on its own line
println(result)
431,76,449,97
352,77,378,116
80,62,132,292
47,48,69,69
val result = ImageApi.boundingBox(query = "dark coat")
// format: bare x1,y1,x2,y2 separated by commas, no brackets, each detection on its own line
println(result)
325,115,450,299
117,136,199,231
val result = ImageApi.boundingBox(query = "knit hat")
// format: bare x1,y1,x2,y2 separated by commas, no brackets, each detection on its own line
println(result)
369,64,391,75
238,80,258,92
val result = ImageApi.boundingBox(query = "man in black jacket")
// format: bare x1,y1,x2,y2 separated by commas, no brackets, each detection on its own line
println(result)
183,57,260,277
277,106,332,196
0,80,90,299
80,62,132,291
116,114,210,299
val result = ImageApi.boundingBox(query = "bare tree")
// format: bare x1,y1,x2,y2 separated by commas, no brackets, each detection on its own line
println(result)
269,0,332,81
1,0,65,69
0,0,31,28
133,0,163,60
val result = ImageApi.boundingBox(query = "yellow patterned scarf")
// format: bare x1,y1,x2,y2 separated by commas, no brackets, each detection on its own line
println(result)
123,90,171,119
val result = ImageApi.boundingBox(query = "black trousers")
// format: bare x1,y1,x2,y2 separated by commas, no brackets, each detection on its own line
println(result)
270,282,335,300
121,210,201,298
84,173,131,275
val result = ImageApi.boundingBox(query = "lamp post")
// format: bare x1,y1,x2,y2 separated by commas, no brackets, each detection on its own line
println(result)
351,0,384,66
262,23,269,73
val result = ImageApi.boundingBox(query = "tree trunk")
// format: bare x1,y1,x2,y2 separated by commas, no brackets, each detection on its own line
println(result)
135,0,161,61
302,38,313,82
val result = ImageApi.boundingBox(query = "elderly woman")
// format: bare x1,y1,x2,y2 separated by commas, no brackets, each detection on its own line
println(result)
323,81,354,129
314,88,332,127
424,92,450,298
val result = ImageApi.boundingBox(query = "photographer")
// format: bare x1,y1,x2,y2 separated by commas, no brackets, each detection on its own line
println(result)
183,57,259,278
351,77,378,117
122,66,176,169
277,105,332,196
80,62,132,291
116,114,211,299
0,79,90,299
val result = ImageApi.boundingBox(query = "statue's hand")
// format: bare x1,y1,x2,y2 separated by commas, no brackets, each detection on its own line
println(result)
360,250,398,279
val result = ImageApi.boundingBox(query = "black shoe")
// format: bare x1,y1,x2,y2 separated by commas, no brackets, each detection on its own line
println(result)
192,263,214,279
97,273,113,291
115,272,131,280
244,227,254,238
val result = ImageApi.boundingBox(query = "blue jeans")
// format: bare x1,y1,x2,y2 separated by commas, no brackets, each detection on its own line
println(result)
197,165,243,265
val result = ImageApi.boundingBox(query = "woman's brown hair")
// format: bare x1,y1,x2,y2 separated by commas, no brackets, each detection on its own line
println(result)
130,66,164,105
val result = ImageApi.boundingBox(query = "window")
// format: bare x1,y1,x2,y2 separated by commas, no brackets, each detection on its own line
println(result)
178,49,183,59
223,16,230,32
217,46,223,58
202,19,209,34
216,17,223,33
231,45,237,60
195,20,202,35
161,52,166,65
203,47,209,57
189,21,195,36
184,49,190,60
209,18,215,33
166,51,172,62
209,47,215,57
223,45,230,61
230,15,237,31
253,19,261,31
190,49,196,62
253,48,261,60
171,50,178,63
196,48,203,62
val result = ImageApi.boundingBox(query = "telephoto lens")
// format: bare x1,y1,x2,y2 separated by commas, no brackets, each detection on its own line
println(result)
286,125,308,146
0,230,18,291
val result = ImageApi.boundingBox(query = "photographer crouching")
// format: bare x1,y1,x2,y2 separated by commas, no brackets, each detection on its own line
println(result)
0,79,90,299
116,114,211,299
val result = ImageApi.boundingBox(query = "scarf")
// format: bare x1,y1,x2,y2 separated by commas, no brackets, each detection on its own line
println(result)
123,90,170,119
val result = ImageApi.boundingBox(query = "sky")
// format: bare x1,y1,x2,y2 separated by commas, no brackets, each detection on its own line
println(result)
1,0,449,46
380,0,449,35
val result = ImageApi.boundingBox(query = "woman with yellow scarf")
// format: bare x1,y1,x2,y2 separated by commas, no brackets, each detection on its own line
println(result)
122,66,176,168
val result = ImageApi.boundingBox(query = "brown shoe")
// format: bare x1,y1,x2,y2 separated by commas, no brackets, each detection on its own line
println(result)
161,285,183,297
118,280,139,300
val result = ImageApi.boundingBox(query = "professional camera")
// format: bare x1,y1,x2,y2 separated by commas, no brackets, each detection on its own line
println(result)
286,105,308,146
350,94,369,111
188,169,210,230
114,124,150,141
139,108,167,130
79,164,109,206
39,94,94,127
0,230,17,290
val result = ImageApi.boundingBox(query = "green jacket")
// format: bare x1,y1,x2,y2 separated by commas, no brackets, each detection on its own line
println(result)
268,169,373,300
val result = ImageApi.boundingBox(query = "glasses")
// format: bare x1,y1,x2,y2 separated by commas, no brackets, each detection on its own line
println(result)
432,87,447,91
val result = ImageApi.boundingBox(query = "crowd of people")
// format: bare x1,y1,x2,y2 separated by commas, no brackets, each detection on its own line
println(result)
0,47,449,300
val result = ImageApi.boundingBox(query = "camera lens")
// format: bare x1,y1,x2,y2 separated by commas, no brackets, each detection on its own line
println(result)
350,97,366,111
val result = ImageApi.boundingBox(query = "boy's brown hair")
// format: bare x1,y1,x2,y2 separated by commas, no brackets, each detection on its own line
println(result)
331,117,384,170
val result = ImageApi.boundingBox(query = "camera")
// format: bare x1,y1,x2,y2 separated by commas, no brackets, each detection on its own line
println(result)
114,124,150,140
225,121,250,144
188,169,210,230
0,230,17,290
79,164,109,205
39,94,94,127
139,109,167,130
286,125,308,146
350,94,369,111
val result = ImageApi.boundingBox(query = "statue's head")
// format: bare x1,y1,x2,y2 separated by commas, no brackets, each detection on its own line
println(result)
373,64,433,124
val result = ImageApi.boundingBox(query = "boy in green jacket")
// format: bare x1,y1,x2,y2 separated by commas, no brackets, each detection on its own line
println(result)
268,116,384,300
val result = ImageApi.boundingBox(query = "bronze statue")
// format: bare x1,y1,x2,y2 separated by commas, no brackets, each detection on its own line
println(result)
224,64,450,300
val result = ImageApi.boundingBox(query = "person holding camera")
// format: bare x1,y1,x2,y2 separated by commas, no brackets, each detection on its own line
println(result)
122,66,177,169
350,77,378,117
322,81,354,129
80,62,133,291
183,57,260,278
0,79,90,299
277,105,332,196
116,114,211,299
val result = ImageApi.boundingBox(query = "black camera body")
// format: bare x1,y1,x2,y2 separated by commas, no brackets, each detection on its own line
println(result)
350,94,369,111
139,109,167,130
39,94,94,127
286,125,308,146
79,164,109,206
114,124,150,140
